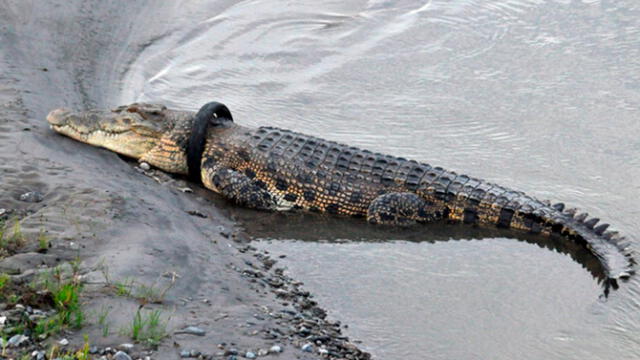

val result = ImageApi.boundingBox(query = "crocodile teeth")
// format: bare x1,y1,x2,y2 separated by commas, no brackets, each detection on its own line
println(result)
603,231,619,240
612,236,630,248
584,217,600,229
575,212,589,222
552,202,565,211
594,223,609,235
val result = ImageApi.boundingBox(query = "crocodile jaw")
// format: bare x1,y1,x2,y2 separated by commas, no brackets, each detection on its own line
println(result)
47,107,163,160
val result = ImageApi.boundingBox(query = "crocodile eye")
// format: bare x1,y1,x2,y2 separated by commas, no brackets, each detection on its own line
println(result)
118,116,132,125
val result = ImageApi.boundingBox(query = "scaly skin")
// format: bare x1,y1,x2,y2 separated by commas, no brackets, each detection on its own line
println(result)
47,102,634,289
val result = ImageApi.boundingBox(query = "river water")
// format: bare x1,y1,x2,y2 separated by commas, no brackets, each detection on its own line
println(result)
122,0,640,359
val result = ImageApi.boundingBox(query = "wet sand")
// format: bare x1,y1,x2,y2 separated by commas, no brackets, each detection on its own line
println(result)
0,2,368,359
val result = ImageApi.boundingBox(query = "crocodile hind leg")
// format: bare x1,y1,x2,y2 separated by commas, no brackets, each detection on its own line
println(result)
204,167,277,210
366,192,436,225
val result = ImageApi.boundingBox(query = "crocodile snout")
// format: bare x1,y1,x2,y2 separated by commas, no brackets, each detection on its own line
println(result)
46,108,73,126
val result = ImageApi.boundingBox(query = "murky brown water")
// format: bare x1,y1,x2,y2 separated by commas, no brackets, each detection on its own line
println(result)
11,0,640,359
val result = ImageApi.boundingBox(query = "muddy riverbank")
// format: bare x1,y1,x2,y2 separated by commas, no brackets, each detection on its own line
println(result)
0,1,369,359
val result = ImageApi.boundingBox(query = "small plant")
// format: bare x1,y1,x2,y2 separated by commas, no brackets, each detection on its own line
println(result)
114,276,176,304
33,263,85,336
48,345,59,360
0,219,6,247
136,274,177,305
1,335,7,357
0,273,9,292
6,294,19,305
38,228,49,252
9,219,25,247
70,257,82,274
97,306,110,337
114,278,134,297
128,307,167,347
134,283,164,304
1,273,19,304
75,335,90,360
54,282,84,328
96,258,111,284
131,308,143,341
0,218,25,257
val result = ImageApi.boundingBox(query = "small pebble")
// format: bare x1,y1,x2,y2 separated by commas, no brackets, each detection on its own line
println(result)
257,349,269,356
176,326,206,336
32,350,46,360
139,162,151,171
19,191,44,203
8,334,29,347
180,350,191,358
114,351,132,360
301,343,313,353
89,346,99,354
0,208,6,216
58,338,69,346
186,210,207,218
118,343,134,351
269,345,283,353
217,226,231,238
227,356,238,360
245,351,256,359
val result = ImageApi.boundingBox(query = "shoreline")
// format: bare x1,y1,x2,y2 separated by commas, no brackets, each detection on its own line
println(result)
0,70,371,360
0,2,371,359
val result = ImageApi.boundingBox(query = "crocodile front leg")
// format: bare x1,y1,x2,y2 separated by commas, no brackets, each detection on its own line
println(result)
204,167,277,210
367,192,438,225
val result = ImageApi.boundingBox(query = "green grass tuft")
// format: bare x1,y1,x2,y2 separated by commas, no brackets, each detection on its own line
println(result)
0,273,9,292
128,308,167,347
33,263,85,337
38,228,49,252
97,306,110,337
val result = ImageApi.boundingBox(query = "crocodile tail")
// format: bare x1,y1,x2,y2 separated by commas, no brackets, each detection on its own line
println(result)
454,185,635,291
426,177,633,290
528,203,635,291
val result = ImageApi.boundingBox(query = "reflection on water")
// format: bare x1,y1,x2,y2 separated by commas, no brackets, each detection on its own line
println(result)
122,0,640,359
255,239,601,360
236,209,608,282
238,205,626,359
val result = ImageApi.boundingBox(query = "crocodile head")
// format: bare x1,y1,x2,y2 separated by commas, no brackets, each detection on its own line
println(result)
47,103,192,174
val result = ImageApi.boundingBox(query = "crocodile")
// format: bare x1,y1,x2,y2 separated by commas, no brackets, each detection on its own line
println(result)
46,101,634,289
